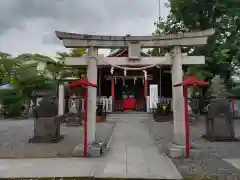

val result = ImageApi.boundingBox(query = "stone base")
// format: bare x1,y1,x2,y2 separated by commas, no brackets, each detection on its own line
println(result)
202,134,240,142
154,115,173,122
72,141,105,157
65,117,82,127
28,135,64,143
65,122,82,127
168,144,185,158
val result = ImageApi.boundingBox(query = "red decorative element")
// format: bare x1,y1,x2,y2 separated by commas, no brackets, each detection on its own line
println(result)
174,76,208,87
174,76,208,159
136,102,144,110
111,78,115,103
69,78,97,88
123,98,136,110
69,78,97,157
115,101,122,111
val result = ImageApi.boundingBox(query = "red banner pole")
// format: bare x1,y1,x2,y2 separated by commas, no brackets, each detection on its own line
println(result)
83,87,88,157
111,77,115,110
184,86,190,158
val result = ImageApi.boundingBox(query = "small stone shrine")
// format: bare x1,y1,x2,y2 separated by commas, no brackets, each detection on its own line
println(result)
65,94,83,127
29,90,63,143
203,77,238,141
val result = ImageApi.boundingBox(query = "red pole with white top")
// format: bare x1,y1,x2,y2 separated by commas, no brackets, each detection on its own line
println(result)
183,86,190,158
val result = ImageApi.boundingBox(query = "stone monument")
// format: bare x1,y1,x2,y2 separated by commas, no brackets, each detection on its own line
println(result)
203,77,238,141
29,90,63,143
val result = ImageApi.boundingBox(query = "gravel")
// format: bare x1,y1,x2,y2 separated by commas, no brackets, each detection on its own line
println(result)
0,119,115,158
146,118,240,179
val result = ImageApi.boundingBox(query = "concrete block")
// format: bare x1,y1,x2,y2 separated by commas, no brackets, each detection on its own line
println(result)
72,141,104,157
168,144,184,158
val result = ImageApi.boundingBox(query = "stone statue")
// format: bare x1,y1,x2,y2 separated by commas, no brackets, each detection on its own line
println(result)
29,90,63,143
65,94,83,127
203,77,238,141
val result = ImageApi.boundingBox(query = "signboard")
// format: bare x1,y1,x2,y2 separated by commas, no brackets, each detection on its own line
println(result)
150,84,158,109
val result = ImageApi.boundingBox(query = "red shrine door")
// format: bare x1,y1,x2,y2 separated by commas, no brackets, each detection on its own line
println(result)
112,78,146,111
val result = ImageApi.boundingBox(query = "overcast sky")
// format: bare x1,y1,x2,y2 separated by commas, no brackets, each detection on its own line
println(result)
0,0,170,58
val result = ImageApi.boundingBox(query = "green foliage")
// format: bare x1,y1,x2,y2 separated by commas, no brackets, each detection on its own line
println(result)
55,48,87,79
169,0,240,83
0,89,24,117
69,48,86,57
149,0,240,96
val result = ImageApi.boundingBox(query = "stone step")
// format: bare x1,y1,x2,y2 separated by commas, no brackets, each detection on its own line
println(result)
106,113,154,122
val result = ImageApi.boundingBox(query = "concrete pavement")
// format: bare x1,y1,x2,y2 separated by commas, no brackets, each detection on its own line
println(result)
0,112,182,179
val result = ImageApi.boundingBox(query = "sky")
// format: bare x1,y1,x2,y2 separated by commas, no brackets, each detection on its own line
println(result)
0,0,170,58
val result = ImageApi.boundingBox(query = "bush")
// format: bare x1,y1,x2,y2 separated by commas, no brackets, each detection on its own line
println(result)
0,89,24,117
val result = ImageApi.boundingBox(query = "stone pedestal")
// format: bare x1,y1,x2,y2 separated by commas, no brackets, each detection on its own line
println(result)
29,96,63,143
29,117,63,143
203,97,239,141
65,112,83,127
72,141,105,157
168,144,185,158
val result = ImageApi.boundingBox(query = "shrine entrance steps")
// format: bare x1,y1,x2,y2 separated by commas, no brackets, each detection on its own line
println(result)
106,111,154,123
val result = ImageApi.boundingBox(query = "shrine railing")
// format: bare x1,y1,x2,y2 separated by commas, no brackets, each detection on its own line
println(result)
65,97,112,113
146,96,200,112
113,99,146,112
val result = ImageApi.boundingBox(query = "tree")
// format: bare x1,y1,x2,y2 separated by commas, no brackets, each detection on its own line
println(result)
149,0,240,97
0,52,56,117
169,0,240,84
55,48,87,79
0,52,21,85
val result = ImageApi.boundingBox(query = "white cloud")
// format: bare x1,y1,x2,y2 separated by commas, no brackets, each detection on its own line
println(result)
0,0,170,58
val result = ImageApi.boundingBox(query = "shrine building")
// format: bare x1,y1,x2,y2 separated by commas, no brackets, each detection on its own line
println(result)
97,48,172,112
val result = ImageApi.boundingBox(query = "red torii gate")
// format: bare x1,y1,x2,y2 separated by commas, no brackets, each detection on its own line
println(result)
174,76,208,158
69,78,97,157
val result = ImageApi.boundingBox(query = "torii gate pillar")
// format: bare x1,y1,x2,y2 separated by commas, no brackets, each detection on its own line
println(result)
171,46,185,146
87,47,98,143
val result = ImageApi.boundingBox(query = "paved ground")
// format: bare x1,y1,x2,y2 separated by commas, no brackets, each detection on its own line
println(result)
0,113,182,179
0,119,114,158
97,113,182,179
146,118,240,179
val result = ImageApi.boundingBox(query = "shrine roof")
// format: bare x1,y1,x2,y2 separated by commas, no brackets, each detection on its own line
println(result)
107,48,150,57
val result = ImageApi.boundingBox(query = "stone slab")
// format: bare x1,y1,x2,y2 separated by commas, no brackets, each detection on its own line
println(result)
0,158,97,178
97,113,182,179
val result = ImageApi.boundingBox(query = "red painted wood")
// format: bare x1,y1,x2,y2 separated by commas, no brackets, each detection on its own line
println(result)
83,87,88,157
123,98,136,110
111,77,115,101
183,87,190,158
